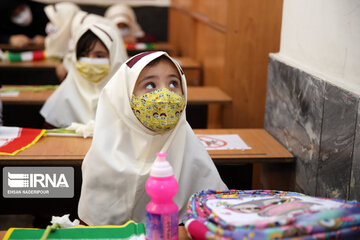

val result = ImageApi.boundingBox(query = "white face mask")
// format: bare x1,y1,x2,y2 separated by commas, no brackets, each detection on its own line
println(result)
11,6,33,27
78,57,110,64
45,22,58,35
119,27,130,37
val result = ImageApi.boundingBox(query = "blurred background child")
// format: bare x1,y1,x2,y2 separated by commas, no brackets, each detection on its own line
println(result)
104,3,156,43
44,2,80,59
57,10,120,82
0,0,47,48
40,23,127,128
78,51,227,225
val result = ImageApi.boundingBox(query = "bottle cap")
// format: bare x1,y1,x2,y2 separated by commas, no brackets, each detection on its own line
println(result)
150,152,174,177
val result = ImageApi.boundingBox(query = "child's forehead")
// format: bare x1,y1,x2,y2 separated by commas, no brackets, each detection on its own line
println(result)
137,58,181,79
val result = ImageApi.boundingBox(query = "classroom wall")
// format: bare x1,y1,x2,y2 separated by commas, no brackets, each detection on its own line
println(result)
264,0,360,200
168,0,283,128
278,0,360,94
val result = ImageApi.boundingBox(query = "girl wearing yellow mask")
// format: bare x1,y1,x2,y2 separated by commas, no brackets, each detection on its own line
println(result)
78,51,227,225
40,22,127,128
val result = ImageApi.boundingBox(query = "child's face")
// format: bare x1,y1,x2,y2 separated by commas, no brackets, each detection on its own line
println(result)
133,59,183,96
80,40,109,59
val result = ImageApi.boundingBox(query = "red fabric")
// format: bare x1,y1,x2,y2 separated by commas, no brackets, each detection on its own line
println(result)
0,128,44,155
126,43,136,50
32,50,46,61
126,51,156,68
136,34,156,43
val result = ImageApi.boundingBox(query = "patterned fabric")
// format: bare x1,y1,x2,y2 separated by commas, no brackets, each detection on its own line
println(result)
183,189,360,239
130,88,185,133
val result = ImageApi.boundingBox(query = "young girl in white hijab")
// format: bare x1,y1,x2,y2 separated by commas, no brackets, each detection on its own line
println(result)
58,10,123,81
40,22,127,128
44,2,80,58
104,3,155,43
78,51,227,225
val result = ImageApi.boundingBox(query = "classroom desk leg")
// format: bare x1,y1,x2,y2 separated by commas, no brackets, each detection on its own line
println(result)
260,162,295,191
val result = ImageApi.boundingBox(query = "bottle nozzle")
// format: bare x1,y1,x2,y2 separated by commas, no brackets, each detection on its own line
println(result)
151,152,173,177
156,152,167,160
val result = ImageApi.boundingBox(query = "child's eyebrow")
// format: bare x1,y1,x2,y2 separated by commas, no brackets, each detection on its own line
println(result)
139,75,157,83
168,74,181,80
89,50,108,56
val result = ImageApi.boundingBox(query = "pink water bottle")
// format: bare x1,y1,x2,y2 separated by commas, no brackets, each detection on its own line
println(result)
145,152,178,240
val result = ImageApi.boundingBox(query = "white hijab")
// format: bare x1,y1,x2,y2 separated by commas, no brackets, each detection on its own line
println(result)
44,2,80,58
63,10,125,71
78,51,228,225
104,3,145,38
40,23,127,128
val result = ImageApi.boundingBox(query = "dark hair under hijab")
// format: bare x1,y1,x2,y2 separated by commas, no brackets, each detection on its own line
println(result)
76,30,108,60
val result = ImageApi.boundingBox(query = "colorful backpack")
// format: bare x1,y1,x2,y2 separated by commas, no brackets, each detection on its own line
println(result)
183,189,360,239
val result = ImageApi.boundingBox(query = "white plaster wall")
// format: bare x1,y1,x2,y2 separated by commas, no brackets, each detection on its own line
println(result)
275,0,360,94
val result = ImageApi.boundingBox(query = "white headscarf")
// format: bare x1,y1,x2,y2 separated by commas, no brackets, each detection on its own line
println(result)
40,23,127,128
104,3,145,38
78,51,228,225
63,10,125,71
44,2,80,58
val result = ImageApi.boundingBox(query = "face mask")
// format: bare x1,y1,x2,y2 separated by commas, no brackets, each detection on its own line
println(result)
11,6,33,27
119,27,130,36
130,88,186,133
76,57,110,83
45,22,58,35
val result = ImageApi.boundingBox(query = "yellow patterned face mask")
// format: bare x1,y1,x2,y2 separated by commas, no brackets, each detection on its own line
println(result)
130,88,186,133
76,57,110,83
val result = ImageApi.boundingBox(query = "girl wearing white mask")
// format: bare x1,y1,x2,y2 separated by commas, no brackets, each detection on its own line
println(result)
40,23,127,128
78,51,228,225
104,4,155,43
0,0,47,48
44,2,80,58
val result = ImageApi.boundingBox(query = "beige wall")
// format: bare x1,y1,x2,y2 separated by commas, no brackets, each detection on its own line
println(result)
277,0,360,94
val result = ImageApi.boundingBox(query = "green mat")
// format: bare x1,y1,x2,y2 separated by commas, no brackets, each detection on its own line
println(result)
4,221,145,240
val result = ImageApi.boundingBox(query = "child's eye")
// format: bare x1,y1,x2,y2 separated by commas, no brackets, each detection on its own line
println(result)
169,81,177,89
96,53,106,58
145,82,156,90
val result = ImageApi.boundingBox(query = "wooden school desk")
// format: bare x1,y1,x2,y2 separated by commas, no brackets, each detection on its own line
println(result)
0,129,293,216
0,42,177,56
0,85,231,106
0,227,190,239
0,128,292,165
173,57,202,86
0,43,43,52
0,59,61,85
0,85,231,128
0,56,199,87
